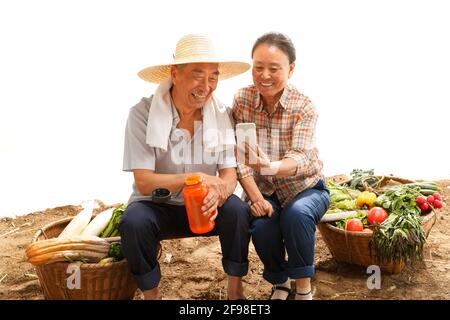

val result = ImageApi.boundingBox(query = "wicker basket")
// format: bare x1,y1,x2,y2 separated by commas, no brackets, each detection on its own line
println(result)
319,176,438,273
317,210,436,273
31,217,137,300
338,175,416,191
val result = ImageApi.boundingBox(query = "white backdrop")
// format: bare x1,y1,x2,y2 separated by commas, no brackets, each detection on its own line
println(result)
1,0,449,217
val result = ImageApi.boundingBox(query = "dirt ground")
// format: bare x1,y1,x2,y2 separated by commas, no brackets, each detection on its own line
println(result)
0,179,449,300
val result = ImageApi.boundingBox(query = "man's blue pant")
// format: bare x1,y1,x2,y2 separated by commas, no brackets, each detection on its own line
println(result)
251,179,330,285
119,195,251,291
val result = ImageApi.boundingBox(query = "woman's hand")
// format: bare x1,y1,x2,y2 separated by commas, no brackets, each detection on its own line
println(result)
250,199,274,218
238,144,293,176
242,143,271,172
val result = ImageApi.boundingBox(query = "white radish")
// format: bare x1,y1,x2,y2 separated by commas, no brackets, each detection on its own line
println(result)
320,210,367,223
81,208,114,236
58,201,94,238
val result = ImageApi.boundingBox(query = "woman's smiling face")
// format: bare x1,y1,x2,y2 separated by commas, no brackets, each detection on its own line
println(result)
252,43,295,101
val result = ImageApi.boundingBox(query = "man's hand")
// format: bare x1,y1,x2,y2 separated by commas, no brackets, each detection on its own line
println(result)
201,186,219,221
201,174,229,207
250,199,274,218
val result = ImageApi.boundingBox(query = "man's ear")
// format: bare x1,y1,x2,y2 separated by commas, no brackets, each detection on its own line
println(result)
170,65,178,83
288,63,295,79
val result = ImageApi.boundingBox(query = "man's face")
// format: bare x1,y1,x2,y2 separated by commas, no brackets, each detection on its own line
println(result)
171,63,219,110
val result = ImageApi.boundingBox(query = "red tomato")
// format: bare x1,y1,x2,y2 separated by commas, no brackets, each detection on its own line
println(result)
367,207,389,225
433,193,442,201
345,218,364,232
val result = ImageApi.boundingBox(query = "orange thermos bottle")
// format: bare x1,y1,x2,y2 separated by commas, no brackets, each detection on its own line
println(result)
183,175,215,234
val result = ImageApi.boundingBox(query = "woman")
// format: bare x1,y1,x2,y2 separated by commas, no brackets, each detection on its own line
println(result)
232,32,330,300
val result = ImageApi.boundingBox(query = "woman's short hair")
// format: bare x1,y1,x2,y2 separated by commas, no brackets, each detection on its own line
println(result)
251,32,296,64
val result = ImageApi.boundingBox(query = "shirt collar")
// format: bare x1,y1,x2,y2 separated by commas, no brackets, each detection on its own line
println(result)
169,94,180,127
169,93,204,127
255,85,291,112
278,85,291,110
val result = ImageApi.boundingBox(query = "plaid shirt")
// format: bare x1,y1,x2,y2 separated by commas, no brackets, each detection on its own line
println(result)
232,84,324,207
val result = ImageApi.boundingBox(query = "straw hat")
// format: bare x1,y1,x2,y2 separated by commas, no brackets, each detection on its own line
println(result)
138,34,250,83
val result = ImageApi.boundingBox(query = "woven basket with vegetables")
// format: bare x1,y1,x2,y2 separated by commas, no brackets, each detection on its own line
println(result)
319,170,443,273
26,204,137,300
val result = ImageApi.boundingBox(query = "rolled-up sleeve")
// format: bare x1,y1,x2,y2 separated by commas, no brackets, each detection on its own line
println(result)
236,162,254,180
217,148,237,170
123,103,156,172
283,101,318,176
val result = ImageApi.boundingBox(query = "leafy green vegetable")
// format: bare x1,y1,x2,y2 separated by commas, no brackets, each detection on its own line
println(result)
335,199,358,210
375,186,421,215
370,213,425,263
108,242,124,261
346,169,379,191
370,186,426,263
326,182,361,212
100,204,127,238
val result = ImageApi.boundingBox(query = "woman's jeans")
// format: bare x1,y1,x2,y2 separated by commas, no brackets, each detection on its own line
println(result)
119,194,251,291
250,179,330,285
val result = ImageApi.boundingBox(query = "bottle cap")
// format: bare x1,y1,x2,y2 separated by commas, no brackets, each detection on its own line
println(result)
185,175,202,186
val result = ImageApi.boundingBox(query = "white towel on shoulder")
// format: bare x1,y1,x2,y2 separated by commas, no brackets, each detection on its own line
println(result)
145,79,235,153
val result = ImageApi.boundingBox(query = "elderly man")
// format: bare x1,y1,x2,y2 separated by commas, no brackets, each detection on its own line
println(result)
119,34,251,300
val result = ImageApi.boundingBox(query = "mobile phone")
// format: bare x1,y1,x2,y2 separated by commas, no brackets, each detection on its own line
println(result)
235,122,257,162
